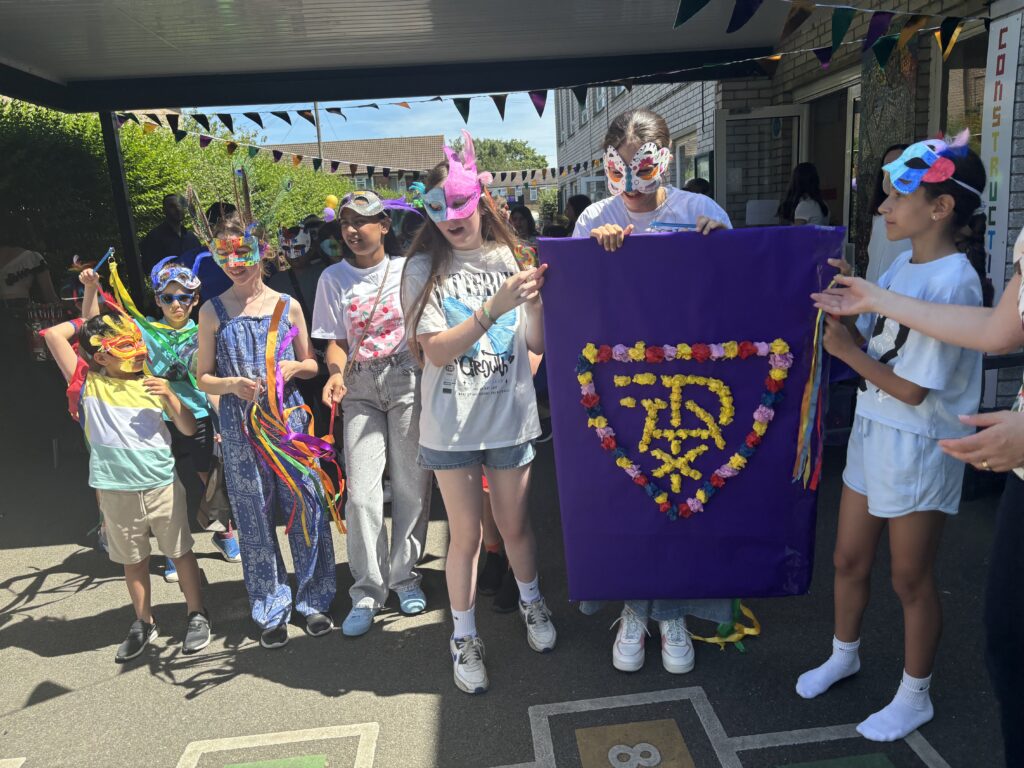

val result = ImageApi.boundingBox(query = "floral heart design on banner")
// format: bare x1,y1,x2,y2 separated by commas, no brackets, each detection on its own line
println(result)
576,339,793,521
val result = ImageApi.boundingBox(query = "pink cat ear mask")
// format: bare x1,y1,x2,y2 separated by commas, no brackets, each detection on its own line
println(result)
424,130,494,222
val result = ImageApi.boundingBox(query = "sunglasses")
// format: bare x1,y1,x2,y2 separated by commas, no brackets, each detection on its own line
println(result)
157,292,196,306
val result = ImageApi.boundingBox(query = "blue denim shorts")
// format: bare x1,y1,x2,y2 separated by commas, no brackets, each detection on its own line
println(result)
417,440,536,471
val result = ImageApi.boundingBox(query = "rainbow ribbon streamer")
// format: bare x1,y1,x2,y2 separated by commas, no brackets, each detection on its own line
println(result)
792,280,836,491
107,259,199,387
245,298,345,546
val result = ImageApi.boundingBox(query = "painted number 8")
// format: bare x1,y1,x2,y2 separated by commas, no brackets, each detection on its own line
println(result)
607,742,662,768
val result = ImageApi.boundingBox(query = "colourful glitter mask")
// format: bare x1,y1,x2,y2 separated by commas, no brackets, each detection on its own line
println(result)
211,235,262,269
604,142,672,196
91,314,147,372
278,227,311,261
882,130,981,197
424,130,494,223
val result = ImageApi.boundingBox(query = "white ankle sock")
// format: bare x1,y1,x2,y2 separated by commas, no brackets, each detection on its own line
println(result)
452,607,477,639
516,575,541,604
795,636,861,699
857,671,934,742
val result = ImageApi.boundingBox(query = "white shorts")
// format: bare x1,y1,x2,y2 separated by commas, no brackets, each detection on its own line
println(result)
842,416,965,518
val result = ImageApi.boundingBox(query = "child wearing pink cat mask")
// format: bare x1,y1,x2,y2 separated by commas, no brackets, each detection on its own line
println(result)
312,191,432,637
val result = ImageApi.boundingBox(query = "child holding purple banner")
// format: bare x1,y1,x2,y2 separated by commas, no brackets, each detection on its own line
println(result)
573,108,732,675
801,135,987,742
401,130,555,695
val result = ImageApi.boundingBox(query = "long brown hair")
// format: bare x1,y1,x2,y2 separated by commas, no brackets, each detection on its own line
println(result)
400,162,520,362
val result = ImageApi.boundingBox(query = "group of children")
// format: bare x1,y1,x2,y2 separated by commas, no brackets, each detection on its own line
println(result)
42,106,1018,757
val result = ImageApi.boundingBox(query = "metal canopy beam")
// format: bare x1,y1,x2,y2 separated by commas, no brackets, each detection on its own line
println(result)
1,48,774,113
98,111,144,300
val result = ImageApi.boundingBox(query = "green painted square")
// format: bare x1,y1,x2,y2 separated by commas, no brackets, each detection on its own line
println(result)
778,755,896,768
224,756,327,768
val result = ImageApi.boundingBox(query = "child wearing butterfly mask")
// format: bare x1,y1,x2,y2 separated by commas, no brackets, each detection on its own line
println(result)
312,191,432,637
572,109,734,677
801,134,987,742
573,109,730,248
401,130,554,694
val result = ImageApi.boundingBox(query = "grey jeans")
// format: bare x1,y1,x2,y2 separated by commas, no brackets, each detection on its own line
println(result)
343,350,431,609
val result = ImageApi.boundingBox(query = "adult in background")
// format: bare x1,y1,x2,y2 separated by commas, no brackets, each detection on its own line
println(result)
865,145,911,284
778,163,830,226
563,194,592,234
140,194,202,274
683,178,711,197
510,205,539,244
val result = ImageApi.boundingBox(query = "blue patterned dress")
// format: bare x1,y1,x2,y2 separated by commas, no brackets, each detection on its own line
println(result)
212,294,336,630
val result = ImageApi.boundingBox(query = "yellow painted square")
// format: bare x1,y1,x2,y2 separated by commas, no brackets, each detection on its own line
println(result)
575,718,695,768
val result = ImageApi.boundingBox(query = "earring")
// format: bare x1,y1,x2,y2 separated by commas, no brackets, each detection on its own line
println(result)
932,214,938,221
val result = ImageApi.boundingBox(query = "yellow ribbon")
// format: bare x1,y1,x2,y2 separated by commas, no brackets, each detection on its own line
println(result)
689,602,761,651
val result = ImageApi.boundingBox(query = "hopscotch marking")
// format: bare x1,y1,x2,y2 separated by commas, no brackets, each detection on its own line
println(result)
490,687,950,768
174,723,379,768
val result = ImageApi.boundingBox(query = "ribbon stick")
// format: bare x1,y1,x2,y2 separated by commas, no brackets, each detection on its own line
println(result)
793,279,836,489
245,298,346,545
690,600,761,651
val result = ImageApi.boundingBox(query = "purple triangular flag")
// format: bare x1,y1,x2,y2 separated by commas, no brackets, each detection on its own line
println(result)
863,11,895,51
529,90,547,118
330,161,340,173
199,135,213,148
272,150,283,163
813,45,833,69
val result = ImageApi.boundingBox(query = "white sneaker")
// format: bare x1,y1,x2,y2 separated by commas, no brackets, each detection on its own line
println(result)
611,607,649,672
519,598,556,652
659,617,695,674
450,635,489,694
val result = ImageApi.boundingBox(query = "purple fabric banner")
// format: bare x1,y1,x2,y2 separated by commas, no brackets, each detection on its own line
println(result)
539,227,843,600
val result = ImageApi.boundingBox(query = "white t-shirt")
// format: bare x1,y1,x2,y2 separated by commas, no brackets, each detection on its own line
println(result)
311,256,408,361
855,251,982,440
865,215,911,285
572,186,732,237
794,196,829,226
402,243,540,451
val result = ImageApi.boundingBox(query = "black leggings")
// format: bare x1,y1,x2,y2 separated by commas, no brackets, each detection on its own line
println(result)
985,473,1024,767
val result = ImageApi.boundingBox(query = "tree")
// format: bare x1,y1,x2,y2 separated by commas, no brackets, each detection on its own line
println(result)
538,188,560,225
0,100,354,274
448,136,548,173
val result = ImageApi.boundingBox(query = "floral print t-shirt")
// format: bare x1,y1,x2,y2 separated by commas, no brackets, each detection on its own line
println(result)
311,256,407,362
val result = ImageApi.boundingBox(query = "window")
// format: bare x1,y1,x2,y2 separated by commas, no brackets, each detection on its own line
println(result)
355,175,369,189
940,31,987,154
493,187,506,197
529,186,538,202
674,131,698,188
595,87,607,113
516,185,523,198
580,94,589,125
612,85,627,100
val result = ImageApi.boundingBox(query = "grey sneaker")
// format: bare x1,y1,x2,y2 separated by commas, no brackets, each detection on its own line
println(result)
519,598,557,652
450,635,489,694
182,611,211,655
115,619,158,663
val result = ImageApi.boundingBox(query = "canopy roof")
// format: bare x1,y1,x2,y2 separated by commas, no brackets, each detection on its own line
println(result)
0,0,788,112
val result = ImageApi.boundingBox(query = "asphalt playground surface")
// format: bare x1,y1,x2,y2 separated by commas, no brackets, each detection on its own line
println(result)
0,418,1007,768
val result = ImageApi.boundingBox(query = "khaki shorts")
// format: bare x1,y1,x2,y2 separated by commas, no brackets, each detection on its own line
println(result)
97,478,194,565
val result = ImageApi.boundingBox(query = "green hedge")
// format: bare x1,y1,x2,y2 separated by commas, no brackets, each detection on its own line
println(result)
0,100,355,274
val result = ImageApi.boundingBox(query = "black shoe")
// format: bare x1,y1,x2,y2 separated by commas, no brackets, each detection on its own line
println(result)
478,551,508,596
182,611,211,655
260,623,289,649
493,568,519,614
115,619,158,663
305,612,334,637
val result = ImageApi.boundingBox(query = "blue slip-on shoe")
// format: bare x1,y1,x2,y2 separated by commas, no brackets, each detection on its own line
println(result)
396,585,427,616
212,533,241,563
163,557,178,583
341,605,378,637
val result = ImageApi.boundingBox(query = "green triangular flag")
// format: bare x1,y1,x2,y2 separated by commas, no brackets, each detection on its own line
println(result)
247,146,260,159
674,0,711,28
873,33,899,68
312,158,322,172
831,7,855,54
453,97,471,124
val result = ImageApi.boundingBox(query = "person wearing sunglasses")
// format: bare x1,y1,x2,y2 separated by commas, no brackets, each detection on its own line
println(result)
146,259,241,579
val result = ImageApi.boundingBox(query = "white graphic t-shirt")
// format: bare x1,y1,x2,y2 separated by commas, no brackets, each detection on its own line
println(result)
402,243,541,451
855,251,983,440
572,186,732,237
311,256,407,361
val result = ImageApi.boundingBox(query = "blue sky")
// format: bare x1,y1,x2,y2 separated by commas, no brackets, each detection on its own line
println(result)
191,91,558,164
